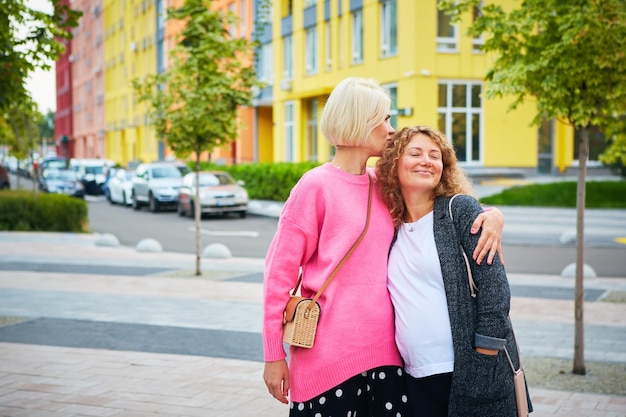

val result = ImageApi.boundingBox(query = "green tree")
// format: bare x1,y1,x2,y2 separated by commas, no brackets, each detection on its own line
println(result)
599,117,626,176
3,94,41,192
440,0,626,375
0,0,81,112
133,0,262,276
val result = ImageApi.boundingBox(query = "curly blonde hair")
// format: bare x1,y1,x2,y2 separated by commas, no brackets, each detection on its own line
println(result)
376,126,475,229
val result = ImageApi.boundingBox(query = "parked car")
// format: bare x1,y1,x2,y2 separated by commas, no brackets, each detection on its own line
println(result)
107,169,136,205
38,157,69,177
177,171,248,218
131,162,183,212
74,159,114,195
38,169,85,199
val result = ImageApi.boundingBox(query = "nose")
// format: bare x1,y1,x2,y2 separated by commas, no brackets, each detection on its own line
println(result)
387,119,395,134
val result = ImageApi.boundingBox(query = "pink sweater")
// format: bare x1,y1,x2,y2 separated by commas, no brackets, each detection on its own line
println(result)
263,163,402,402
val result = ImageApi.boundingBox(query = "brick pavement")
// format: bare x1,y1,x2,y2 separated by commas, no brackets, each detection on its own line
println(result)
0,232,625,416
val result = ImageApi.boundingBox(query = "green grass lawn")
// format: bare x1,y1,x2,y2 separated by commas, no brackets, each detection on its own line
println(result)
480,180,626,208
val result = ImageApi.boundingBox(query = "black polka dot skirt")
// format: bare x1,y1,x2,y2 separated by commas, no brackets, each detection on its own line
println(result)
289,366,410,417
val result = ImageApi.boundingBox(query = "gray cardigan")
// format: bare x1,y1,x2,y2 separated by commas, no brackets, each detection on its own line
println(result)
432,195,533,416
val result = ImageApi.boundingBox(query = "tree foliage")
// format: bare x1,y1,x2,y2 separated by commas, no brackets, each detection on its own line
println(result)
133,0,261,162
439,0,626,376
440,0,626,131
0,0,81,112
133,0,262,275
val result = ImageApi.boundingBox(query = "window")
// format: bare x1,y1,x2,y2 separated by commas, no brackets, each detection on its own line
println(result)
338,15,344,68
472,1,484,53
239,0,246,38
304,0,316,6
283,35,294,80
305,27,318,75
325,22,332,71
306,99,319,161
437,1,457,52
380,0,397,57
574,125,608,167
257,42,273,84
437,81,482,164
383,83,398,130
284,102,295,162
351,9,363,64
229,3,236,37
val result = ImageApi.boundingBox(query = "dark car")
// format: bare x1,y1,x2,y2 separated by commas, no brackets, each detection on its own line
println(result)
39,169,85,199
0,165,9,190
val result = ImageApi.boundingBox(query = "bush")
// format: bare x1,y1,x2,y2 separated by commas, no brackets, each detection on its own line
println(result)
197,161,321,201
0,190,88,232
481,180,626,208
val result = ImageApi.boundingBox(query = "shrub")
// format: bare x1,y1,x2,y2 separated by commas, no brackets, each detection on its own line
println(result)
197,161,321,201
0,191,88,232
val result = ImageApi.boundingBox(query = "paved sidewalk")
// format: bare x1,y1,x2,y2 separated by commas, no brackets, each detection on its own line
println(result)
0,232,625,416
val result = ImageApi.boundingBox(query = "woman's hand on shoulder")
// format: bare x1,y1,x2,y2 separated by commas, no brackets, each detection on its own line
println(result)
471,207,505,265
263,360,290,404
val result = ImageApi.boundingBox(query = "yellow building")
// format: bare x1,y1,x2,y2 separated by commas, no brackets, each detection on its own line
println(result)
103,0,159,167
260,0,580,172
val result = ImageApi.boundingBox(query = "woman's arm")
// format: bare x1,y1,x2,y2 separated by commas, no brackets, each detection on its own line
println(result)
470,207,505,265
453,196,511,348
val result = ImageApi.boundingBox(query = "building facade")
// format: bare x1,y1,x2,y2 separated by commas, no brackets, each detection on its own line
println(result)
54,0,74,159
59,0,602,173
71,0,106,160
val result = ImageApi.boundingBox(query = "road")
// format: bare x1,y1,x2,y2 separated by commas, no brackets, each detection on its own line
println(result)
85,196,626,278
87,196,279,258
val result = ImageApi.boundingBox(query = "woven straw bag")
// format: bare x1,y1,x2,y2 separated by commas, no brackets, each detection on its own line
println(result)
281,175,373,349
282,297,321,348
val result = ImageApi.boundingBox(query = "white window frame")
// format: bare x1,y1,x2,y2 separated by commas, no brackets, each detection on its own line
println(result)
383,83,398,130
284,101,295,162
283,35,294,80
380,0,397,57
338,15,344,68
305,27,318,75
239,0,246,38
259,42,273,84
351,9,363,65
229,3,236,38
306,99,319,161
472,1,484,53
437,1,458,52
437,81,483,165
325,21,332,71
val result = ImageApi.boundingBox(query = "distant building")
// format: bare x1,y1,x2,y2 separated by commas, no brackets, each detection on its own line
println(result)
71,0,106,160
55,0,74,159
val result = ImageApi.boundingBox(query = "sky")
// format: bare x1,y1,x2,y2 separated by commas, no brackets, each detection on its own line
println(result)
25,0,56,113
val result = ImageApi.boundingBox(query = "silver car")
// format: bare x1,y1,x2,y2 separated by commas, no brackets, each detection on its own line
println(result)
131,163,183,212
177,171,248,218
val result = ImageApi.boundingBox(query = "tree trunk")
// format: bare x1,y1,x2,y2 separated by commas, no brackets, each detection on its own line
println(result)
573,126,588,375
194,155,202,276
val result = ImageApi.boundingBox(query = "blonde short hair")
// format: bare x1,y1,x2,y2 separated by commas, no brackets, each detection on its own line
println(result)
320,77,391,147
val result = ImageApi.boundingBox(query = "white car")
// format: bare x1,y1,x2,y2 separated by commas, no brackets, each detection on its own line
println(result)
107,169,136,205
177,171,248,218
132,162,183,212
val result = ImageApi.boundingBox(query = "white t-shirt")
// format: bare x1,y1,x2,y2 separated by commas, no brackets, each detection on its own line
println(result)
387,211,455,378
